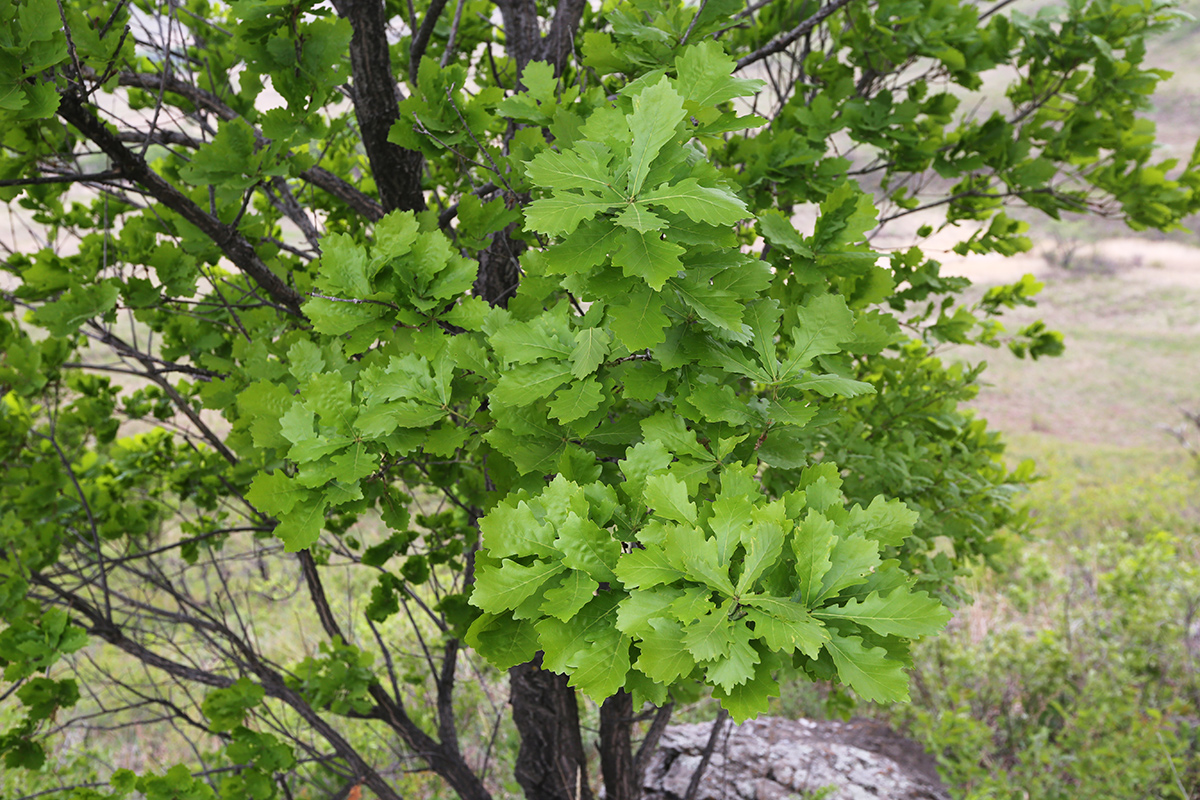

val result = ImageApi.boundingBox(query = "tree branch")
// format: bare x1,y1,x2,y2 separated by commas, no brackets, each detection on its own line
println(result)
55,93,306,316
113,72,385,220
735,0,859,71
333,0,427,213
410,0,452,83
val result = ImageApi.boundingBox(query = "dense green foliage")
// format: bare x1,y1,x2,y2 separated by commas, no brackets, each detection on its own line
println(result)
894,451,1200,799
0,0,1197,797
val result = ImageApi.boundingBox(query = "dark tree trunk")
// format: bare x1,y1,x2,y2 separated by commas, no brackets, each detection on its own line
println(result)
473,222,523,307
599,690,638,800
509,655,593,800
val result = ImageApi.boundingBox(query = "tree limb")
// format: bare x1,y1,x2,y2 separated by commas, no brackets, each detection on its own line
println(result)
735,0,859,71
55,92,306,316
333,0,427,213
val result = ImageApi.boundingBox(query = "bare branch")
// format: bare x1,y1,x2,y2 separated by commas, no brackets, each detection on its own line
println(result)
735,0,859,71
55,93,306,316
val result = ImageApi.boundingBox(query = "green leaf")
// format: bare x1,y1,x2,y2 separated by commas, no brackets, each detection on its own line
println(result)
554,513,620,582
491,361,573,408
481,501,559,559
642,178,747,225
246,470,306,517
703,624,760,691
815,589,950,638
545,220,622,274
635,618,696,684
316,233,371,297
524,144,615,194
275,494,329,552
627,78,686,194
614,203,668,232
569,630,632,700
542,571,600,621
670,275,746,337
614,546,683,589
643,474,696,525
846,497,919,547
525,192,618,237
735,508,786,595
789,373,875,398
610,287,670,351
781,293,855,378
471,559,565,613
569,327,612,377
682,603,735,661
491,317,573,365
674,40,763,107
742,596,827,659
548,378,605,424
466,614,540,670
758,211,814,258
793,511,835,607
824,632,910,703
31,280,119,336
817,535,881,604
616,588,683,637
613,228,684,290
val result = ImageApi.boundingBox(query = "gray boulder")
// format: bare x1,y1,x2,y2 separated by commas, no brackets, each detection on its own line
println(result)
641,716,950,800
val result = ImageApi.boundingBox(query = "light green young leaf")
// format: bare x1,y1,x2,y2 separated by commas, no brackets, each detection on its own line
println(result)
675,40,764,107
815,589,950,638
816,535,881,604
491,361,574,407
554,513,620,582
610,287,670,351
524,145,615,194
276,494,329,552
681,603,735,661
735,511,786,595
613,228,685,290
569,327,611,377
643,474,697,525
742,596,827,659
548,378,605,424
466,614,540,670
780,293,855,378
480,501,559,559
568,630,631,700
626,78,686,194
616,588,683,637
525,192,619,237
824,632,910,703
793,511,836,607
614,546,683,589
542,571,600,622
246,470,305,517
471,559,565,613
635,618,695,684
642,178,747,225
846,496,919,547
703,624,760,691
614,203,667,232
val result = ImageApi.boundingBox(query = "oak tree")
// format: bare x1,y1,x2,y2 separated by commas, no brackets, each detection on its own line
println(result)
0,0,1196,798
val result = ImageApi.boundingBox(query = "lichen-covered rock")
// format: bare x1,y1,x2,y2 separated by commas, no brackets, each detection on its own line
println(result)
641,717,949,800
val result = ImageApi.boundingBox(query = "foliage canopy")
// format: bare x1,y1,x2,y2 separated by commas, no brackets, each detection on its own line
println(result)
0,0,1196,797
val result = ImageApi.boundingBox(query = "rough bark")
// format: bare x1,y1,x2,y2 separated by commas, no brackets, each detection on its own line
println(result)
599,690,637,800
509,655,593,800
333,0,426,213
